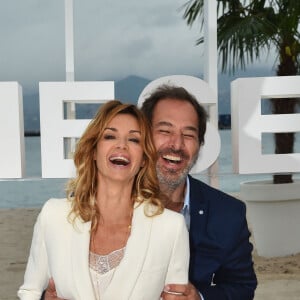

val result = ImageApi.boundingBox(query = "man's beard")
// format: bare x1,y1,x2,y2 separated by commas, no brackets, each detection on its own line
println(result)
156,149,199,191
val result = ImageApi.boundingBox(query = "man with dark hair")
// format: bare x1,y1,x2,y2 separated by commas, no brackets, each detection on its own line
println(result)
142,84,257,300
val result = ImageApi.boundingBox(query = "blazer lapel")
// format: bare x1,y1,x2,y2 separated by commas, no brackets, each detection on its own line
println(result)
189,175,210,246
71,218,96,300
103,202,152,299
189,175,220,250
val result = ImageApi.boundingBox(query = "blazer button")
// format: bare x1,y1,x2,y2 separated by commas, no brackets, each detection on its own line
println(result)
198,210,204,215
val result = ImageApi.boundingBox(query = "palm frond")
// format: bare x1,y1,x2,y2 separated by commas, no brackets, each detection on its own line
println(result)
182,0,204,27
218,10,277,71
181,0,300,74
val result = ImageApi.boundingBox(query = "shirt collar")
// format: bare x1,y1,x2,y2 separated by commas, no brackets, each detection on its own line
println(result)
183,176,190,209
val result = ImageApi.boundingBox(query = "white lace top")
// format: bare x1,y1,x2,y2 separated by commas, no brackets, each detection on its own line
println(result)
89,247,125,299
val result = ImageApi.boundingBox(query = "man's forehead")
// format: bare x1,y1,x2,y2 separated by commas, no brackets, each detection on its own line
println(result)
152,99,198,122
153,116,198,133
154,98,196,111
154,120,198,134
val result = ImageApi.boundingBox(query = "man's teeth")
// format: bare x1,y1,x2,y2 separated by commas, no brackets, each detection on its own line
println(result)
163,154,181,162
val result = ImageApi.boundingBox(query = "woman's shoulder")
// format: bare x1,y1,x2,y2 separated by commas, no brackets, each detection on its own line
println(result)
40,198,71,219
152,205,186,227
138,201,184,220
43,197,70,209
160,207,185,221
152,208,188,240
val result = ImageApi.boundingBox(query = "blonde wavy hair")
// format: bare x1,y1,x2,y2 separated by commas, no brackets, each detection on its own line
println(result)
67,100,164,232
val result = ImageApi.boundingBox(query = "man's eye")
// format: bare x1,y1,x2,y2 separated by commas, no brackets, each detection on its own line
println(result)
183,134,196,139
159,130,170,134
103,134,115,140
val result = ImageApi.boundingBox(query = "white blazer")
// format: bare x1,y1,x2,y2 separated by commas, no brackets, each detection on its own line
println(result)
18,198,189,300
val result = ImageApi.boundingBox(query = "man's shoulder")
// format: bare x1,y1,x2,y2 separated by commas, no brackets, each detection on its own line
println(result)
189,176,245,211
188,177,249,241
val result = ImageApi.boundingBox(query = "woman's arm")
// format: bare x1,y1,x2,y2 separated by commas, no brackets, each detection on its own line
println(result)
165,214,190,285
18,208,49,300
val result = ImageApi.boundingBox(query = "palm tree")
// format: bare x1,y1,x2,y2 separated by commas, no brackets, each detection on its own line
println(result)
183,0,300,183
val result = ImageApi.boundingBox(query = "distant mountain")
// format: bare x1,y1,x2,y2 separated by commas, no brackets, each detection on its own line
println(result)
22,68,275,132
115,75,150,104
218,67,274,114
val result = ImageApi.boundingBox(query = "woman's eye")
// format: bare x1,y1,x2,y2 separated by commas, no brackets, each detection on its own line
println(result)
129,138,140,144
103,134,115,140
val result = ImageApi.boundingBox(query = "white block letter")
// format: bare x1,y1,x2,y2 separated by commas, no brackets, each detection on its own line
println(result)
0,82,25,178
231,76,300,174
39,82,114,178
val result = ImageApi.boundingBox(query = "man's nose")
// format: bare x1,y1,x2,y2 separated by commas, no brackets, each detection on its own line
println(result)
169,133,184,150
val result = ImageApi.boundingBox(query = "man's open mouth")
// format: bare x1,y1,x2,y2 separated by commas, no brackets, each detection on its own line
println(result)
162,154,182,164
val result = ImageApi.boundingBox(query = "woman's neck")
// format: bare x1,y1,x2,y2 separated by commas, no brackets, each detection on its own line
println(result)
95,180,134,224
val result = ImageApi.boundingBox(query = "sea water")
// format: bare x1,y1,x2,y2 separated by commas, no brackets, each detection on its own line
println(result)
0,130,299,208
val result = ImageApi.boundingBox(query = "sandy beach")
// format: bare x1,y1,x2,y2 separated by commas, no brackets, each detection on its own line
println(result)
1,208,300,300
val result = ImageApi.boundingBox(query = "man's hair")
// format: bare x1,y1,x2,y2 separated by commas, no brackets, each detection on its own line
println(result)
141,84,208,145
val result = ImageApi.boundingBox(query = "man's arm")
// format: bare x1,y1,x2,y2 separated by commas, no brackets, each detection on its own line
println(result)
164,221,256,300
40,278,66,300
161,283,201,300
194,214,257,300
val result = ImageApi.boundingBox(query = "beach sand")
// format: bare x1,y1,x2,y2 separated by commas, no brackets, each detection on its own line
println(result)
1,208,300,300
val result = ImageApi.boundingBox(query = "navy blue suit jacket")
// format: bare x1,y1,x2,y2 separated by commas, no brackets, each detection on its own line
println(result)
188,176,257,300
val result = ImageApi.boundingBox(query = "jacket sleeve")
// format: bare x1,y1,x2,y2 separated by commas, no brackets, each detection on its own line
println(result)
199,206,257,300
18,207,50,300
165,214,190,285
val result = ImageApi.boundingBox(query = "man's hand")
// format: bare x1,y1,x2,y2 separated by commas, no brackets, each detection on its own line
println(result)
44,278,66,300
161,283,201,300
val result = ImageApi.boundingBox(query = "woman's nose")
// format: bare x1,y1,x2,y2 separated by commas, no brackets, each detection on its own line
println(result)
116,137,128,149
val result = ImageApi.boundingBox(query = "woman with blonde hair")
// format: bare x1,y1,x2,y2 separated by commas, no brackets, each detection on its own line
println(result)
18,100,189,300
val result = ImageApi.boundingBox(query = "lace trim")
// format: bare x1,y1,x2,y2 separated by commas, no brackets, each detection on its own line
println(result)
89,248,125,275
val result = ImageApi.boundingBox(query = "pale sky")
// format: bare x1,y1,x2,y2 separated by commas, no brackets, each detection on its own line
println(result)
0,0,274,95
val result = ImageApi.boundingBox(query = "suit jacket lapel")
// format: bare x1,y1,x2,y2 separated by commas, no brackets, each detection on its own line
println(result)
71,218,96,300
189,176,209,245
189,175,220,249
103,202,152,299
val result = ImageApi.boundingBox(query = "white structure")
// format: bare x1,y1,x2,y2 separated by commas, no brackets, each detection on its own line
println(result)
39,81,114,178
65,0,75,82
204,0,219,187
233,75,300,257
231,76,300,174
0,82,25,178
